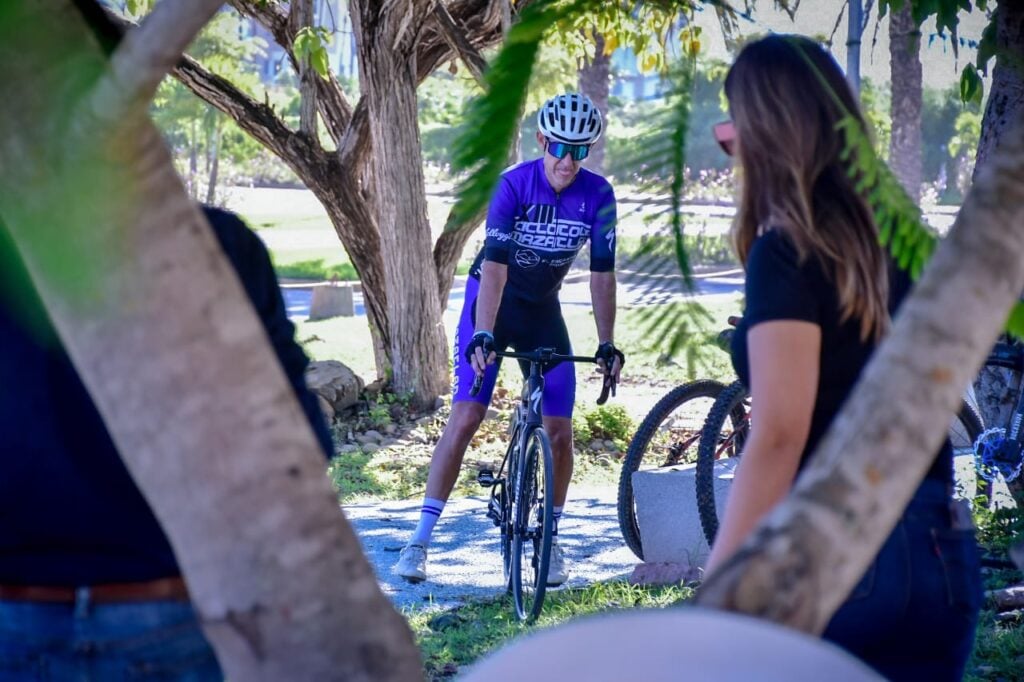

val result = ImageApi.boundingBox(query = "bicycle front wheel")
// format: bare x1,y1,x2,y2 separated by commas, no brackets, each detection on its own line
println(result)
511,426,554,623
695,380,750,547
617,380,728,560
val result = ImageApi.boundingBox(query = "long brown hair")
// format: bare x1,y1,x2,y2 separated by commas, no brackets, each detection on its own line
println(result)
726,34,889,342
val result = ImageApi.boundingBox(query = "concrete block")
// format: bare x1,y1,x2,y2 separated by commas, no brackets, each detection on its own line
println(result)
629,560,703,587
632,458,738,567
309,283,354,320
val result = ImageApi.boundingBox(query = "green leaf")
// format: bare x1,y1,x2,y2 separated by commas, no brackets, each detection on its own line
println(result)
959,65,983,106
1006,302,1024,341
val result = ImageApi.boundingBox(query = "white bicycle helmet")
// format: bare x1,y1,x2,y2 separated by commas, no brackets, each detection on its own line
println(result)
537,93,603,145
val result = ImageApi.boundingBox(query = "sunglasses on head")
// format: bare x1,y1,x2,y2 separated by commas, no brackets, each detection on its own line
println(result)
545,138,591,161
712,120,736,156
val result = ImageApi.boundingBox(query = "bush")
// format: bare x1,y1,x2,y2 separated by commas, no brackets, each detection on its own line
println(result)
573,404,634,449
274,259,359,281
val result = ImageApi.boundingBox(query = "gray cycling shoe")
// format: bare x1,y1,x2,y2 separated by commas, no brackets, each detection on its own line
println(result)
395,543,428,583
547,539,568,586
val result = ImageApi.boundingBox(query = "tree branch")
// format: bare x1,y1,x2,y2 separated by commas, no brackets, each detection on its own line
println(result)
432,2,488,86
289,0,318,139
91,0,222,124
173,54,329,178
229,0,354,148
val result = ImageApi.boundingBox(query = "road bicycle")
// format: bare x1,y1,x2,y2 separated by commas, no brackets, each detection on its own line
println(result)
474,347,614,622
694,379,986,546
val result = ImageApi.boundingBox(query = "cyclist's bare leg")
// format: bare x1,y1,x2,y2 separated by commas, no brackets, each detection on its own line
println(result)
424,400,488,500
544,415,574,507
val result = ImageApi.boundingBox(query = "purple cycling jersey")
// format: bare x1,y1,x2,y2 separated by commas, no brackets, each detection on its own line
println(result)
469,157,617,301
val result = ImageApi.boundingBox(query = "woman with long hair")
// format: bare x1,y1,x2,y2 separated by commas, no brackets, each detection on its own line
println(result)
705,34,982,680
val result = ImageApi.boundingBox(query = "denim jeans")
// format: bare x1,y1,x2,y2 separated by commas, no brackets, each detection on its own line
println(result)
823,477,983,681
0,593,222,681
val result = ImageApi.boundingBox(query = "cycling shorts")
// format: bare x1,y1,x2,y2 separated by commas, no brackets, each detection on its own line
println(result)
452,276,576,418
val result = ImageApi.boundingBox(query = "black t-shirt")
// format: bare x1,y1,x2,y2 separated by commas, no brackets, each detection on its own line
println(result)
730,229,952,482
0,207,334,585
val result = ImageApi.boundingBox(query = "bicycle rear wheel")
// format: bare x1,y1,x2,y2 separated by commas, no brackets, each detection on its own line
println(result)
617,379,727,560
511,426,554,623
695,380,750,547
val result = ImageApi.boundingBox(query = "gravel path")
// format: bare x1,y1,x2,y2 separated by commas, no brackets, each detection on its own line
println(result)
345,485,639,613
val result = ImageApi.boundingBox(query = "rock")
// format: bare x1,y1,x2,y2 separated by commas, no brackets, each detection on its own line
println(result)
362,443,380,454
316,395,335,422
363,379,386,401
603,439,617,450
382,437,397,447
363,429,384,442
485,408,500,420
305,360,364,413
589,440,605,452
428,613,462,631
337,444,359,454
384,423,398,435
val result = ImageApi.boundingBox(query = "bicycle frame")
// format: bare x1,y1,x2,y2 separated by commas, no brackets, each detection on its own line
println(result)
474,346,605,621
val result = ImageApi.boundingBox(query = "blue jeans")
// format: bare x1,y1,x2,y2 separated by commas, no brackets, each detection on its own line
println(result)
823,478,983,681
0,594,222,681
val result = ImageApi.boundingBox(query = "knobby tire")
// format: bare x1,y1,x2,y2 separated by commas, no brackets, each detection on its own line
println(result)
695,380,750,547
617,379,727,560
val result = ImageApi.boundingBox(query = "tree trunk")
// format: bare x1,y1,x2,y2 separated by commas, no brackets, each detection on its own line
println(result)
974,3,1024,177
351,0,449,408
846,0,863,95
205,122,220,205
970,1,1024,504
578,30,610,173
0,2,422,678
888,3,922,203
696,116,1024,632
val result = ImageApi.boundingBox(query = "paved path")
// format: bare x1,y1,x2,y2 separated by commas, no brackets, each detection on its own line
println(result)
345,485,639,613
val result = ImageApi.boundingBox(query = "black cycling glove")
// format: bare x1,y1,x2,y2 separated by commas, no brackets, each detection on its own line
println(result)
464,331,496,364
595,341,625,370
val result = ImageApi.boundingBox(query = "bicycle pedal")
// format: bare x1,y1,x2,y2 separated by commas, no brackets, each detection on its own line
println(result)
477,469,496,487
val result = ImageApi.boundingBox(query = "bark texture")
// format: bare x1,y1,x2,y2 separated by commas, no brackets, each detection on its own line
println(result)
970,1,1024,504
578,30,610,174
696,117,1024,633
888,3,922,203
350,0,449,405
0,2,421,678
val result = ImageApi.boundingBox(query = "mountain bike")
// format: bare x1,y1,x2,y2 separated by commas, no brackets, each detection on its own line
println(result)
474,347,614,622
971,338,1024,502
616,319,739,560
694,380,986,546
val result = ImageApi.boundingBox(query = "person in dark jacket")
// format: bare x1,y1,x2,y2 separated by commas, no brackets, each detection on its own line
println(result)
0,206,333,680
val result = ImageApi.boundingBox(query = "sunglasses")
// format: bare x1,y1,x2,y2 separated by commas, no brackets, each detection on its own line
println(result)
713,120,736,156
545,139,590,161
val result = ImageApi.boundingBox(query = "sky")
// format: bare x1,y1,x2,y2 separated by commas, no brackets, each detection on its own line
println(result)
690,1,992,92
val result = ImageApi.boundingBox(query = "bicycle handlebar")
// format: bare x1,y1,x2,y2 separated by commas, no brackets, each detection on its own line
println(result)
468,347,618,404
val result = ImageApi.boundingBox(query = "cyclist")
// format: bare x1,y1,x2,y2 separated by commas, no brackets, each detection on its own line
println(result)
395,92,624,585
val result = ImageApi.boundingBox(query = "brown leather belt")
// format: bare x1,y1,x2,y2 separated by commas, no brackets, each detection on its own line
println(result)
0,576,190,604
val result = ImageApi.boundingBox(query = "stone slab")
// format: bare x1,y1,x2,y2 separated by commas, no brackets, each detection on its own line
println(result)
632,458,738,567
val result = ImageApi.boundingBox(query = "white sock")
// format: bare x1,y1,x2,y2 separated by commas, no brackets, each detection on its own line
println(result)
552,505,564,536
411,497,446,546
